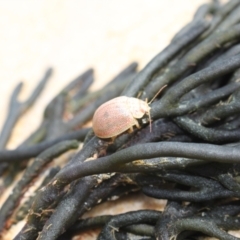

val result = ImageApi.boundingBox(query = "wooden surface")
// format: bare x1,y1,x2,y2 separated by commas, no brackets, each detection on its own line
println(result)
3,1,238,240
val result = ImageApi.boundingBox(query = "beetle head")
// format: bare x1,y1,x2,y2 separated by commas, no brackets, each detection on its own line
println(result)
129,99,150,119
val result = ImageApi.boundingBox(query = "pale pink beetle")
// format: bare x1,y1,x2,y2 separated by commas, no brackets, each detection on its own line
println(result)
92,86,167,139
92,96,150,139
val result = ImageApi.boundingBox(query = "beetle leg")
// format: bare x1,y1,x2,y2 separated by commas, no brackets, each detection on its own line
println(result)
128,120,140,134
135,120,140,129
128,126,134,133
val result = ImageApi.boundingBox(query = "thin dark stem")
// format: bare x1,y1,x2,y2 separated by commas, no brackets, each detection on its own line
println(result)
122,20,209,97
38,176,98,240
139,172,237,202
144,24,240,101
172,217,240,240
174,116,240,143
151,54,240,119
0,140,78,232
0,128,89,163
200,0,240,37
55,141,240,185
199,89,240,125
71,63,137,113
0,68,52,149
97,210,161,240
13,167,60,223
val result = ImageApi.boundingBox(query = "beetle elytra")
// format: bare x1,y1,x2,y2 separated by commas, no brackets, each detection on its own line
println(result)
92,96,150,139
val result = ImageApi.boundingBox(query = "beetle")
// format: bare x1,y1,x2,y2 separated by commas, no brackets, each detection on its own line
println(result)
92,96,150,139
92,85,167,140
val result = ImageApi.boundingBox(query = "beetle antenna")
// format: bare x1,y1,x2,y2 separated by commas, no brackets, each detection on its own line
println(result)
149,84,167,104
149,108,152,132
